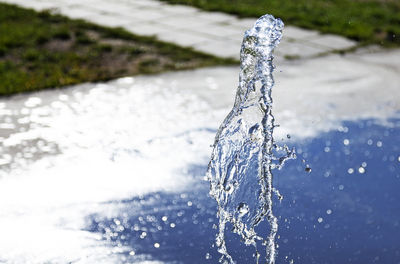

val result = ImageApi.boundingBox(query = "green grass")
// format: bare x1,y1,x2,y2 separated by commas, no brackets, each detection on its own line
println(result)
0,3,236,96
160,0,400,47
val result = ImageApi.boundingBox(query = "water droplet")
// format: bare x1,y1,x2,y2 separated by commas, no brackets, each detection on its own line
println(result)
129,251,135,256
287,134,291,139
318,217,323,223
154,243,160,248
358,167,366,174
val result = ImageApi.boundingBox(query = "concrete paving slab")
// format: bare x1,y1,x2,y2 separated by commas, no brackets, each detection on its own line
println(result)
190,23,243,38
156,15,213,29
194,40,240,59
125,22,172,36
156,30,212,47
195,11,236,23
157,4,200,14
276,41,329,58
58,7,105,20
127,0,165,8
225,33,246,47
126,9,172,21
307,34,357,50
86,13,139,28
283,25,320,40
85,3,132,15
228,18,257,31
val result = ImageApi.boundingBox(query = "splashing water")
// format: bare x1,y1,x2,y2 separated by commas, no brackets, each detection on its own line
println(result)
207,14,296,264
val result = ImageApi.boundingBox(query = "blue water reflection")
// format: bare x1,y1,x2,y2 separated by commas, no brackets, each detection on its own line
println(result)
86,117,400,264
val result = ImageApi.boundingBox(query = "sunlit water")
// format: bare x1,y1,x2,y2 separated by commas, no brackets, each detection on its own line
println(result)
0,42,400,264
207,15,294,264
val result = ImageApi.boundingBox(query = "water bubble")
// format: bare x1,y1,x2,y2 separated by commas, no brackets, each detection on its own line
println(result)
348,168,354,174
376,141,383,147
224,183,235,194
237,203,249,217
305,166,312,173
129,251,135,256
339,185,344,190
361,162,367,167
162,216,168,222
287,134,291,139
326,209,332,215
343,139,350,146
249,124,262,142
140,232,147,239
367,139,373,145
187,201,193,207
154,243,160,248
318,217,324,223
324,147,330,152
398,156,400,162
205,253,212,259
170,223,176,228
358,167,366,174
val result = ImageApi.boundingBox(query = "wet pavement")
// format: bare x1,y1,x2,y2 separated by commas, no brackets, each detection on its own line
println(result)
0,50,399,263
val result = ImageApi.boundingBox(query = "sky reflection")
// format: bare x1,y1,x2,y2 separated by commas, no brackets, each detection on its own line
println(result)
0,64,399,263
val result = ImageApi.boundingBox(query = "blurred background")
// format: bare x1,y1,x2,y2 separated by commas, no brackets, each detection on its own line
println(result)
0,0,399,263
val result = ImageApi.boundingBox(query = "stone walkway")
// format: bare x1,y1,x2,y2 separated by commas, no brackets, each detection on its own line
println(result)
1,0,357,60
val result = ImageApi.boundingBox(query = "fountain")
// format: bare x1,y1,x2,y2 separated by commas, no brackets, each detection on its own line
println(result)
207,14,296,264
